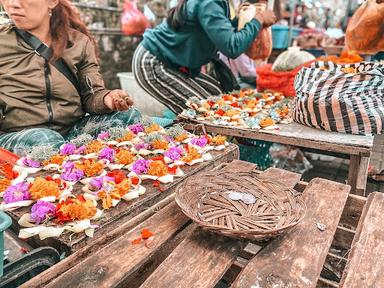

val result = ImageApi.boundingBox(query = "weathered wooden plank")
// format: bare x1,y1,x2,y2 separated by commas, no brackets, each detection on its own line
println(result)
32,201,190,288
139,167,302,288
340,192,384,288
355,156,370,196
9,145,239,253
339,194,366,230
181,119,373,156
232,178,350,288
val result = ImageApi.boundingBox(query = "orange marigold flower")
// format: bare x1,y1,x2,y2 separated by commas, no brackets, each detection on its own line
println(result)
76,160,104,178
211,135,227,146
85,140,104,154
43,154,66,167
181,147,201,163
131,237,142,245
225,110,239,117
115,150,135,165
56,195,97,223
151,139,169,150
246,99,257,109
117,131,135,142
29,177,60,200
174,134,188,142
145,123,161,134
115,179,131,197
148,161,168,177
260,118,276,128
0,178,11,193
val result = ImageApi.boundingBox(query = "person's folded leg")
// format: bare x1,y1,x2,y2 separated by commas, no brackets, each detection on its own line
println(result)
0,128,65,155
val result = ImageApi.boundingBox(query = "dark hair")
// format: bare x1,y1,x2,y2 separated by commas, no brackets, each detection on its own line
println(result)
166,0,187,31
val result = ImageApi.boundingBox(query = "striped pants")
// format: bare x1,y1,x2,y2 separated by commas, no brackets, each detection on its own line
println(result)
0,109,141,156
132,44,223,114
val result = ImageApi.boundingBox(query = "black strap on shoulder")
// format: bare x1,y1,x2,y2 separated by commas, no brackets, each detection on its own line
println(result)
14,28,81,95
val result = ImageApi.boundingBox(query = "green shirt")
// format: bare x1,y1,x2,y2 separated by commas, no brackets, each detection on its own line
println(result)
142,0,261,76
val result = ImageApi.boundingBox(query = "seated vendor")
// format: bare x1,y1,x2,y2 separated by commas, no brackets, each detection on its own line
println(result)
0,0,141,155
132,0,277,114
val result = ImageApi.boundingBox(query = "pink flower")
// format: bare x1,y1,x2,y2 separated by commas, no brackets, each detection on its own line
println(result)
3,182,31,204
164,146,184,161
60,161,84,182
30,200,56,225
97,131,110,141
131,159,150,175
128,123,145,135
134,143,150,151
60,143,76,156
98,147,115,162
190,137,208,147
22,157,41,168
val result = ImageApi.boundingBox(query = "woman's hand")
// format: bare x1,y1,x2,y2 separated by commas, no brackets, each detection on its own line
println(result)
104,90,134,111
255,10,277,28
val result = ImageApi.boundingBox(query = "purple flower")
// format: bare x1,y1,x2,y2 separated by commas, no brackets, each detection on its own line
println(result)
89,176,104,191
134,143,150,151
164,146,184,161
98,147,115,162
97,131,110,141
128,123,145,135
3,182,31,204
60,143,76,156
30,200,56,225
22,157,41,168
76,145,86,154
60,161,84,182
131,159,150,175
190,137,208,148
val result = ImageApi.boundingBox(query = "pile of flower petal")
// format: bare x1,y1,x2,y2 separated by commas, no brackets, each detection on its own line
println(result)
1,120,228,240
181,89,292,130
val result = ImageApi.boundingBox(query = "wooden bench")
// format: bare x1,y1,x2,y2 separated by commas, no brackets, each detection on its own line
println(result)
22,160,367,288
6,144,239,255
339,192,384,288
181,117,374,196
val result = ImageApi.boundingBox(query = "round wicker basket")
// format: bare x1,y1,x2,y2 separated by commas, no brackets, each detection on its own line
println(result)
175,170,306,241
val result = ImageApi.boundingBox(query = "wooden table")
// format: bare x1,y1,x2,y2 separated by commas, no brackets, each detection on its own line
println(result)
181,117,374,196
7,145,239,255
23,160,375,288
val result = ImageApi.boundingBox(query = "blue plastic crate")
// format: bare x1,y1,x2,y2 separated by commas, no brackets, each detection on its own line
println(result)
272,25,302,49
0,212,11,278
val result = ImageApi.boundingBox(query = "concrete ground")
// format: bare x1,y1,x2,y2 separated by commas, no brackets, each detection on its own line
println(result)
302,134,384,195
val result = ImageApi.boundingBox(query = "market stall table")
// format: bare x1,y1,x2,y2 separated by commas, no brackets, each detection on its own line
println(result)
21,160,374,288
5,145,239,255
180,117,374,196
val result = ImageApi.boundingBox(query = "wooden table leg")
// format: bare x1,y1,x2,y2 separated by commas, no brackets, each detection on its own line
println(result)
348,155,370,196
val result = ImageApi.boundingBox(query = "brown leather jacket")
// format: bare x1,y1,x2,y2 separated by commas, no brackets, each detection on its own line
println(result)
0,24,112,135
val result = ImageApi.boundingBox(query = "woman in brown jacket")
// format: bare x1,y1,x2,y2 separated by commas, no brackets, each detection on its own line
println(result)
0,0,141,154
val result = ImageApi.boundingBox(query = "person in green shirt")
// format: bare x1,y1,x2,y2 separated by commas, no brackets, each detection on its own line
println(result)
132,0,276,114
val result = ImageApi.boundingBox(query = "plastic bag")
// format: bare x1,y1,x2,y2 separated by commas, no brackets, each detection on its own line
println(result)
294,61,384,135
272,47,315,72
0,148,19,165
270,144,313,174
346,0,384,55
256,61,314,97
121,0,151,36
238,3,272,61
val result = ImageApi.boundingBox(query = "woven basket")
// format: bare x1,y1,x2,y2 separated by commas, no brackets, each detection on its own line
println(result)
175,170,306,241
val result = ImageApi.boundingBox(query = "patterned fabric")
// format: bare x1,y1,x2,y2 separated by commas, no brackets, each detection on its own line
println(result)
132,44,223,114
0,109,141,155
294,61,384,135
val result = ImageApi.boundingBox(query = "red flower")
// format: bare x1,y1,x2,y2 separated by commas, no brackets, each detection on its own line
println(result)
131,237,142,245
131,176,140,186
167,166,178,175
149,155,165,163
207,101,215,107
0,162,18,180
141,229,154,240
107,170,127,184
230,102,240,108
215,109,225,116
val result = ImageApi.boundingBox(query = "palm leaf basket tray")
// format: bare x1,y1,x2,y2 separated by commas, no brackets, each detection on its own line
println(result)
175,170,306,241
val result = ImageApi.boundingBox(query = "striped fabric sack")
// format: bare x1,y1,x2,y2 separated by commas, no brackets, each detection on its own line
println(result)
293,61,384,135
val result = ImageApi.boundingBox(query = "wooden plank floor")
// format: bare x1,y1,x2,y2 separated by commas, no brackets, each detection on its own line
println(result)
139,166,301,288
232,178,351,288
340,192,384,288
